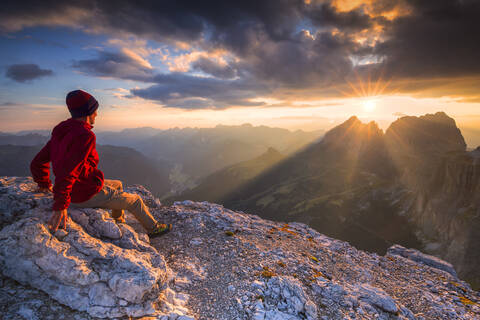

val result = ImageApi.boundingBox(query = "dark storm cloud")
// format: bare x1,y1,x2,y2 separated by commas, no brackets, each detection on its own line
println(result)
72,50,153,81
5,64,53,82
236,30,356,88
131,73,269,109
0,0,304,43
306,3,372,31
376,0,480,78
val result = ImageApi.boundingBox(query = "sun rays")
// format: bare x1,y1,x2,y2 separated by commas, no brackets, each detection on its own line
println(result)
330,65,401,117
338,67,394,101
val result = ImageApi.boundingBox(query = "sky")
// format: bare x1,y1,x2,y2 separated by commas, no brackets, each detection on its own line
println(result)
1,0,480,138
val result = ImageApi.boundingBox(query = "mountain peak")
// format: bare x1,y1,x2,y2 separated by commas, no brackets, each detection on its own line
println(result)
394,111,457,128
321,116,383,147
386,111,466,155
421,111,455,124
346,115,360,123
266,146,281,154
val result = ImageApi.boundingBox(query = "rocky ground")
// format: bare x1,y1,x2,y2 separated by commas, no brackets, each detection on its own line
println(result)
0,176,479,319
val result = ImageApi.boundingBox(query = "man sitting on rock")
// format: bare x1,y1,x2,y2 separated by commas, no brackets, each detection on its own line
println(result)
30,89,172,238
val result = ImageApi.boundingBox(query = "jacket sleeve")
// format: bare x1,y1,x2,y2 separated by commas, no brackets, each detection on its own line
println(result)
30,140,52,189
52,133,95,211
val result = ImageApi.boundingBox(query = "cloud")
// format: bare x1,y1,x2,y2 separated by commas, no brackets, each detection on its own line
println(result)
306,2,372,31
0,2,89,33
3,0,480,106
72,50,154,81
0,102,23,107
192,57,237,79
98,87,131,99
0,1,303,43
5,64,53,82
374,0,480,79
106,38,164,58
0,102,58,113
131,73,269,109
234,29,356,88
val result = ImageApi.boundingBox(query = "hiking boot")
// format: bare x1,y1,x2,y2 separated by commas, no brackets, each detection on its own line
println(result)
148,223,172,238
112,209,125,224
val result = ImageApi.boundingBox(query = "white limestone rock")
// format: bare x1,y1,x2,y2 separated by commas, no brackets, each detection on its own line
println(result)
0,176,169,319
253,276,318,320
353,283,398,314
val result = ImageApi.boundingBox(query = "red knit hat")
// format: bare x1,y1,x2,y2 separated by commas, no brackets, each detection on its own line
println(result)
66,90,99,118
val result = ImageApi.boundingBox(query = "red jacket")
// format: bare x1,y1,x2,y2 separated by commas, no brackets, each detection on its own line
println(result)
30,118,104,210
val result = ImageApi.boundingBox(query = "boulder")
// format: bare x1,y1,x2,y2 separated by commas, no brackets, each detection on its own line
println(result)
387,244,457,277
0,176,169,318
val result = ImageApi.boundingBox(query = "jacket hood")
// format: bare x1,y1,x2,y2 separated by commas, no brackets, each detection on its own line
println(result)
52,118,92,140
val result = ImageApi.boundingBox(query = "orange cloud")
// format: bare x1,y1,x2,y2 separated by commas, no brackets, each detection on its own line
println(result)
121,48,152,69
166,49,233,73
332,0,412,20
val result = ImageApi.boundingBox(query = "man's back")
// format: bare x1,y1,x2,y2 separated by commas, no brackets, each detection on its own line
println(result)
31,118,104,211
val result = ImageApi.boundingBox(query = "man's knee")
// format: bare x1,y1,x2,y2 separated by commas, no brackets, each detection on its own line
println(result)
113,180,123,191
125,193,143,209
105,179,123,191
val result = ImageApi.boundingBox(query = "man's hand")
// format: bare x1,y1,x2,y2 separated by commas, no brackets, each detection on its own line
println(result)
37,185,53,193
48,209,68,234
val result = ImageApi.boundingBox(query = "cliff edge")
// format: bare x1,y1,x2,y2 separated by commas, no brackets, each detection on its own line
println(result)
0,176,479,320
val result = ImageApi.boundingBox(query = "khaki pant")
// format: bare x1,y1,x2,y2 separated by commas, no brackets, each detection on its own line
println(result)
71,179,158,233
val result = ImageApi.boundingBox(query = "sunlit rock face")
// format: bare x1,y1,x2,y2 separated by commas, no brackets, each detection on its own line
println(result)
0,176,479,319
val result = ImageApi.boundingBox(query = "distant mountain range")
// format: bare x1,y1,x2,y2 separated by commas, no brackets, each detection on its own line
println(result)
0,132,48,146
96,124,324,185
171,147,285,204
1,124,323,195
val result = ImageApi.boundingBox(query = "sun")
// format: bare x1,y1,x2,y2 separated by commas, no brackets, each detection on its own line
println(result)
363,99,376,112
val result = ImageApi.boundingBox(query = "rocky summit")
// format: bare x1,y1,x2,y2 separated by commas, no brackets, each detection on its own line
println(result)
0,176,479,320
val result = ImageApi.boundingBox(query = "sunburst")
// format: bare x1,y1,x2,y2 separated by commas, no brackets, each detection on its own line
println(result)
337,67,395,100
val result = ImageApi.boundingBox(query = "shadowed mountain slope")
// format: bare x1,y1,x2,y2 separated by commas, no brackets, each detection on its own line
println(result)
97,124,323,183
170,147,285,204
